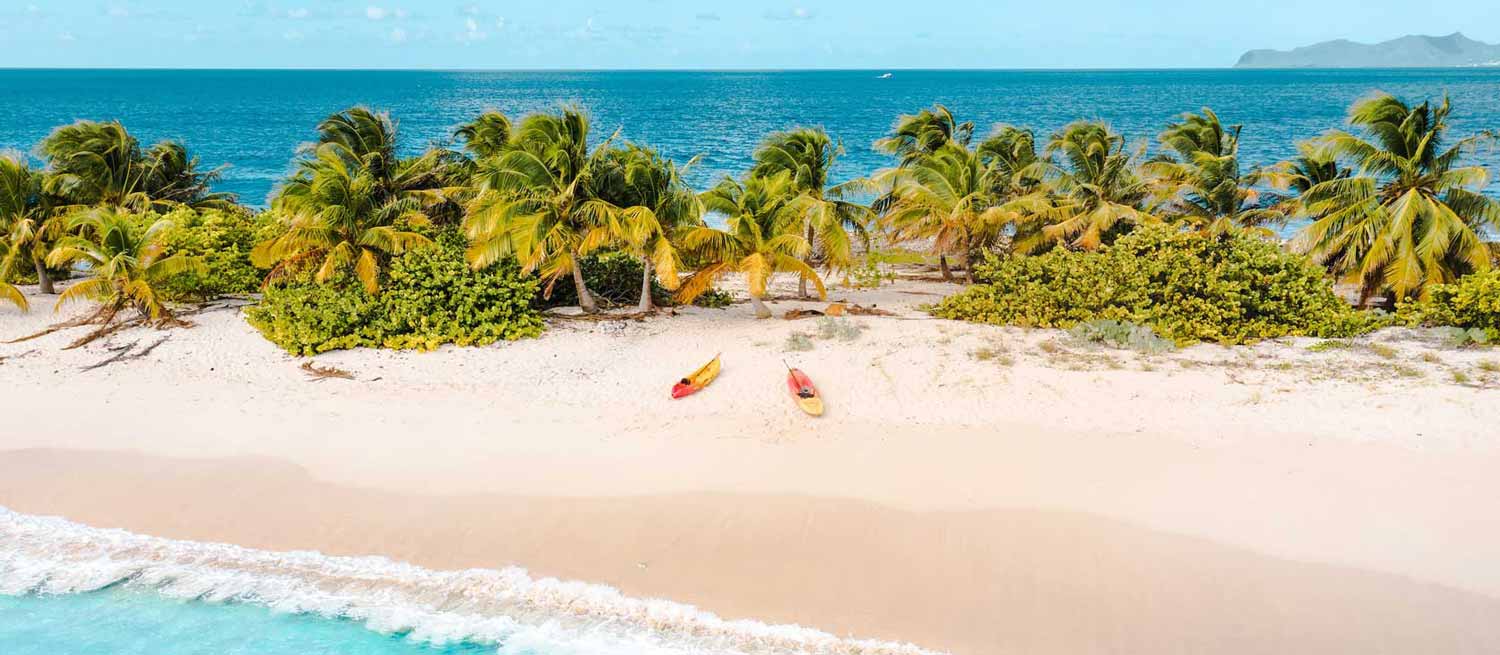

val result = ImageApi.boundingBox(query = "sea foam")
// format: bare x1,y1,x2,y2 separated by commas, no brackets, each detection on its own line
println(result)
0,507,940,655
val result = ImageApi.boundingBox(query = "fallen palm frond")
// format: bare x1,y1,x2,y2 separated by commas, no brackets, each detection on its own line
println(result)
782,308,825,320
301,360,355,381
846,304,896,317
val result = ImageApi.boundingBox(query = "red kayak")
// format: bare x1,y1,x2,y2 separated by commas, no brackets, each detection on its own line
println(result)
785,367,824,416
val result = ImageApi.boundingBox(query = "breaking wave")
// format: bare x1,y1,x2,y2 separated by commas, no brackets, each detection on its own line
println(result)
0,507,939,655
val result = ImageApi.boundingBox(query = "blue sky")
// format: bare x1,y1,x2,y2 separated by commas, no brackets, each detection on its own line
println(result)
3,1,1499,69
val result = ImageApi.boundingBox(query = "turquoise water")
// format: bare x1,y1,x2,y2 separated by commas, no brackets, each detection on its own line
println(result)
2,69,1499,205
0,591,494,655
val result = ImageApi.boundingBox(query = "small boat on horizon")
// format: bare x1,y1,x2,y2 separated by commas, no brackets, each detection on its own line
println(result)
877,72,893,79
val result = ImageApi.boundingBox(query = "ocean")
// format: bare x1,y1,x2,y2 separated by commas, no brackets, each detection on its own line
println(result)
3,69,1500,206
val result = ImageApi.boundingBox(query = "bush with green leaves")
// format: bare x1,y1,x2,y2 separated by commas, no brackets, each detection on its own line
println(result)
690,287,734,309
246,230,544,354
1397,269,1500,342
933,227,1387,345
538,251,671,309
152,207,267,301
1068,319,1175,354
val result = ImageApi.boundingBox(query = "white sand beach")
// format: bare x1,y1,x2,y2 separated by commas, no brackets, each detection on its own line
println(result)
4,274,1500,655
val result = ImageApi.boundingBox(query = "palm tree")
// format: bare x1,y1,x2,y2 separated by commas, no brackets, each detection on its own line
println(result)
252,144,432,293
0,153,65,296
590,145,703,313
1005,121,1157,252
880,143,1010,283
1293,93,1500,303
875,104,974,167
674,172,823,318
750,127,871,297
44,209,204,343
1145,108,1285,231
1266,141,1350,219
38,120,229,211
462,106,618,313
455,111,513,160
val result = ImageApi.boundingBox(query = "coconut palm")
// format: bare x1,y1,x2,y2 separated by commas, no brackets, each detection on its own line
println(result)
252,143,432,293
674,172,823,318
1293,93,1500,303
1005,121,1157,252
1266,141,1350,218
1145,108,1285,231
880,143,1011,283
462,107,618,312
875,104,974,167
455,111,513,160
0,153,64,297
45,209,204,337
749,127,871,297
590,145,703,312
0,247,24,310
38,120,229,211
975,125,1042,192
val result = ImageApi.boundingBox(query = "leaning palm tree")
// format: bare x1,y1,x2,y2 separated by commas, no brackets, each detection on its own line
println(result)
252,144,432,293
1144,108,1285,231
1005,121,1157,252
462,107,617,312
1293,93,1500,303
875,104,974,167
43,209,204,346
455,111,513,160
674,172,823,318
0,153,66,296
750,127,871,297
589,145,703,313
880,143,1011,283
1265,141,1350,219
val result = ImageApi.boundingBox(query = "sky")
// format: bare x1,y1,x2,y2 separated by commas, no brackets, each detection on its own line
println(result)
3,1,1499,70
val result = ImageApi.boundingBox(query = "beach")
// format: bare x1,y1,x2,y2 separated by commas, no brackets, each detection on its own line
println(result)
4,274,1500,654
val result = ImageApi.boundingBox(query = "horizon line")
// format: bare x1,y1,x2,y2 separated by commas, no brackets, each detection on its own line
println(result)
2,65,1492,73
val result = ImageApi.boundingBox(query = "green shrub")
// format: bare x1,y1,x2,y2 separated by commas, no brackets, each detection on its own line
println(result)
246,230,544,354
815,316,866,342
538,251,670,308
155,207,267,301
1396,269,1500,342
783,332,815,352
691,288,735,309
1068,319,1175,354
934,227,1388,345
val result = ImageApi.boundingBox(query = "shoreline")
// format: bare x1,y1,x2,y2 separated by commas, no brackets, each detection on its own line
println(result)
4,278,1500,653
7,450,1500,655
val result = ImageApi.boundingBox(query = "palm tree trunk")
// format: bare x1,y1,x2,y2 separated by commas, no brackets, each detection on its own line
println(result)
799,224,815,298
571,261,598,313
636,257,654,314
749,295,772,319
33,257,55,295
960,251,974,284
938,254,954,282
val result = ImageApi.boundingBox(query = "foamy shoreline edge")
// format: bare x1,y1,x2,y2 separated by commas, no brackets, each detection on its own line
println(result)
0,507,944,655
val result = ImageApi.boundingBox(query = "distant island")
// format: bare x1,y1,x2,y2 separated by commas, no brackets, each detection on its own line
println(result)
1236,32,1500,68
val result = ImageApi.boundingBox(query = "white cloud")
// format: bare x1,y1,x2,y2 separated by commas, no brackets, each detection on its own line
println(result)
459,16,487,42
366,6,387,20
496,17,505,30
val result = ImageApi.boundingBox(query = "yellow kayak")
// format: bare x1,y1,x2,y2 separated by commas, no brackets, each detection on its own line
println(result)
671,354,721,399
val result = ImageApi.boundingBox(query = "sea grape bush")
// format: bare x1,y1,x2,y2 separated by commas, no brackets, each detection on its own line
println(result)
1397,270,1500,342
154,208,267,301
933,227,1387,345
247,230,544,354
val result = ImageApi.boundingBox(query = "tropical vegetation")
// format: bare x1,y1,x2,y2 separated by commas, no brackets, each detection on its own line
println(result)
3,92,1499,353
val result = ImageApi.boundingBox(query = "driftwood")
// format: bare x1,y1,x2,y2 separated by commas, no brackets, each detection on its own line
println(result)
8,301,198,350
301,360,355,382
784,303,896,320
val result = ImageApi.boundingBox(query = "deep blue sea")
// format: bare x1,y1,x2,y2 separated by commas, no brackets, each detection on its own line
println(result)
3,69,1500,206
